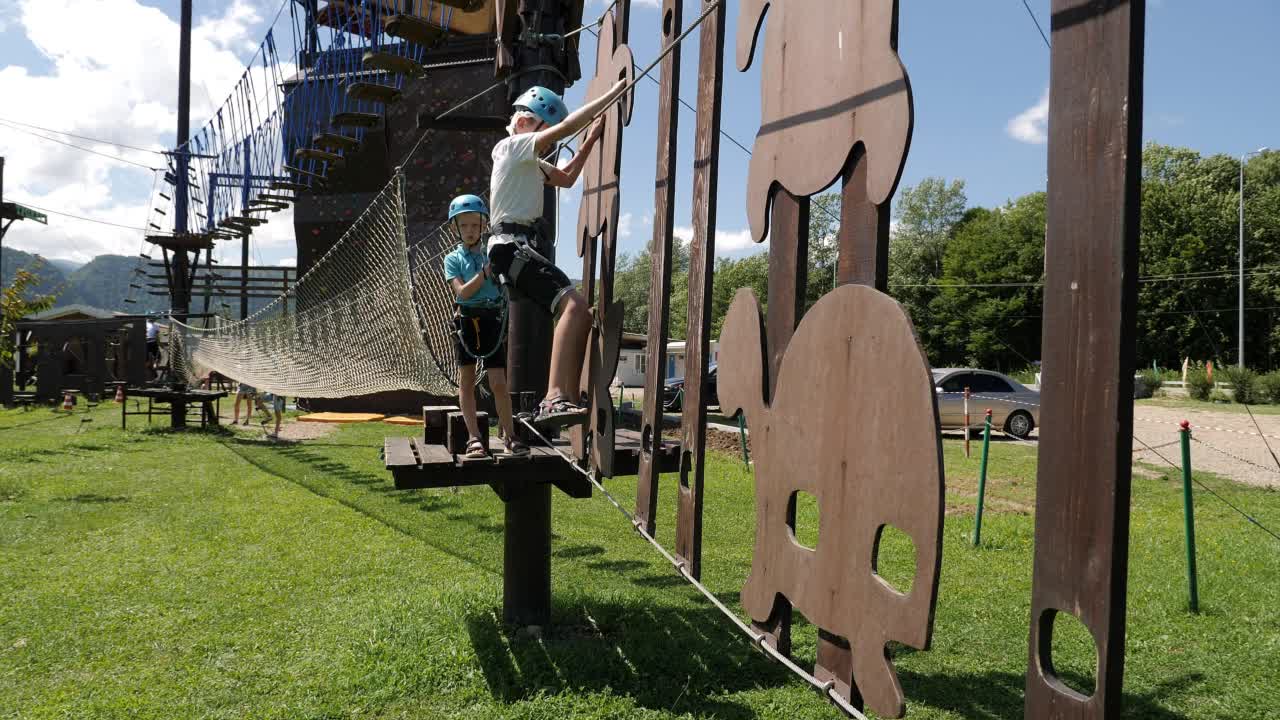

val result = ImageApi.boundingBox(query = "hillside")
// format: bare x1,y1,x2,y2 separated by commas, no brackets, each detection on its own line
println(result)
60,255,167,313
0,246,68,299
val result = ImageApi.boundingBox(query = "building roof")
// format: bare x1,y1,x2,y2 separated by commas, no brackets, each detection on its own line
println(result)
26,304,119,321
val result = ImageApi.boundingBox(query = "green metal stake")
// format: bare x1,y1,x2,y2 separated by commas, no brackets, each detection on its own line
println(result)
738,413,750,469
1180,420,1200,613
973,409,992,546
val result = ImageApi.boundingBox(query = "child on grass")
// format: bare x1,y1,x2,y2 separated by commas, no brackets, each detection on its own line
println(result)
443,194,526,458
485,82,627,428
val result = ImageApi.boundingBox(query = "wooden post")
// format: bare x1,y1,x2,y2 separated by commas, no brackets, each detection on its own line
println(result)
1025,2,1145,717
171,0,193,321
500,0,570,628
675,0,725,581
635,0,682,535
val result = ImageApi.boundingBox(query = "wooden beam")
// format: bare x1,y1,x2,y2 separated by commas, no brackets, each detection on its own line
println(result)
675,0,726,581
635,0,683,536
1025,2,1146,718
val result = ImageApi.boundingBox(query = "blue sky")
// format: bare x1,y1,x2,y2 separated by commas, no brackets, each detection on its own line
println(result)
1,0,1277,275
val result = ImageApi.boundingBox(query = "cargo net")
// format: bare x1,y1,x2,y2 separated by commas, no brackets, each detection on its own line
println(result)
171,174,477,398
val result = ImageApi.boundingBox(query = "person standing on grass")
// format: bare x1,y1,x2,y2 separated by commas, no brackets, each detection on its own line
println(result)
233,380,257,425
443,194,526,458
260,391,285,439
485,81,627,429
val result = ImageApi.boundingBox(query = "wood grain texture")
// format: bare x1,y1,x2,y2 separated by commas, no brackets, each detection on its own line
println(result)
674,0,725,582
1025,1,1145,718
634,0,682,535
736,0,912,247
837,151,891,291
719,284,943,718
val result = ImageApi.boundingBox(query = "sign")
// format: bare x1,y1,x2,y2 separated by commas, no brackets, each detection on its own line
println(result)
1,202,48,224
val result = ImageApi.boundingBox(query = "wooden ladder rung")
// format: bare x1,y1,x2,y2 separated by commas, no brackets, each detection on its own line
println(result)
331,111,381,129
346,82,402,105
254,193,295,203
362,51,423,77
312,132,359,151
282,163,327,179
293,148,345,166
384,14,447,46
269,180,311,192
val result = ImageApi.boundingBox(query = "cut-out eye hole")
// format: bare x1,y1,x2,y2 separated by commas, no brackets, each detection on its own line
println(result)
787,490,819,550
596,407,608,433
679,449,693,488
641,424,653,455
1038,609,1098,699
872,524,916,595
663,8,674,37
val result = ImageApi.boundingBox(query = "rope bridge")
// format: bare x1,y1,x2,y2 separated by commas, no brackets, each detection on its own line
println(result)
171,175,477,398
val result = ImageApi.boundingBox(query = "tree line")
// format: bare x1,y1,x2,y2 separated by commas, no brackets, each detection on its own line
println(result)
611,143,1280,372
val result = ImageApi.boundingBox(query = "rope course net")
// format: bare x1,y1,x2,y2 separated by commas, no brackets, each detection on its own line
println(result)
170,174,471,398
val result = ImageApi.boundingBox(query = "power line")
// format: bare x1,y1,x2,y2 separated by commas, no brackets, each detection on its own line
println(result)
0,121,162,171
11,202,149,232
0,116,166,156
1020,0,1051,49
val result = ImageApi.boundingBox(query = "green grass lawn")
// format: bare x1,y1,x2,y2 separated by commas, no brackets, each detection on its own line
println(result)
2,404,1278,719
1140,395,1280,416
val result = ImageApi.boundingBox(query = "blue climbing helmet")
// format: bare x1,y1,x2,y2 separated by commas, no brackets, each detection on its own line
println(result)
513,86,567,127
447,194,488,221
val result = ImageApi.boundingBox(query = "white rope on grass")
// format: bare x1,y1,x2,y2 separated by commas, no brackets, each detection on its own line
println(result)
516,416,869,720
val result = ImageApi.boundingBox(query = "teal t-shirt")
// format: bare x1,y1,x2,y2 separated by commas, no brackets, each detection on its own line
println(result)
443,244,502,307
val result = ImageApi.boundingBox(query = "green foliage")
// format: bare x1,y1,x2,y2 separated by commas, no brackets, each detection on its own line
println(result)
888,178,969,354
1221,365,1261,404
1258,371,1280,404
1137,369,1164,397
1,265,58,369
1186,364,1213,400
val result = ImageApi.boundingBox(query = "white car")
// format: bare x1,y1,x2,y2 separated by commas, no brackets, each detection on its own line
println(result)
932,368,1040,439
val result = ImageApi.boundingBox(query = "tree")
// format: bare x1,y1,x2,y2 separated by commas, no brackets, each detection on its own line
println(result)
1,264,58,370
611,235,690,334
887,178,968,354
930,193,1045,370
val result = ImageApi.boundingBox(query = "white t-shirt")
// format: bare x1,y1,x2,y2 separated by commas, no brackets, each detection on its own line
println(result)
146,321,159,340
488,133,556,251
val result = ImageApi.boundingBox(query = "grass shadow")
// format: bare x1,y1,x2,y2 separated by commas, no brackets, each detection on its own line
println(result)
56,494,130,504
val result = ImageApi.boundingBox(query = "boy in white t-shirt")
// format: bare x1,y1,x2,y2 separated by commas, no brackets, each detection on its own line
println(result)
487,82,626,429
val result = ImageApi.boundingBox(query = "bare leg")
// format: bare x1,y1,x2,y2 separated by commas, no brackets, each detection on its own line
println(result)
546,290,591,403
458,363,481,441
274,405,282,435
488,369,516,440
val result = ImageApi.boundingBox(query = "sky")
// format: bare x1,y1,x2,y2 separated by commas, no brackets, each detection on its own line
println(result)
0,0,1277,280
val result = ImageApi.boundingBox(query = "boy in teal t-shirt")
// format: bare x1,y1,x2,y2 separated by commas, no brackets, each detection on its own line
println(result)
443,194,525,458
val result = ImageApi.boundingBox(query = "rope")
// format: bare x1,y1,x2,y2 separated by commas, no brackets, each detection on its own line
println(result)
1133,435,1280,544
516,417,867,720
1190,436,1280,477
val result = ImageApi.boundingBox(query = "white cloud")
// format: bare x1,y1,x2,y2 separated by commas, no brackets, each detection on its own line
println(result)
1007,88,1049,144
278,257,296,267
0,0,272,263
674,225,765,256
617,212,633,238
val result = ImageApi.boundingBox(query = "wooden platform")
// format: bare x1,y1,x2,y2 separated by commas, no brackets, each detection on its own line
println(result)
363,51,422,77
331,111,381,129
313,132,359,151
346,81,402,105
269,180,310,192
384,14,447,46
294,148,346,166
384,428,682,499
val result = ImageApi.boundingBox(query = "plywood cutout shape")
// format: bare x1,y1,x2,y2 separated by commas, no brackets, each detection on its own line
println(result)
588,300,624,476
575,10,635,261
719,284,943,718
736,0,911,245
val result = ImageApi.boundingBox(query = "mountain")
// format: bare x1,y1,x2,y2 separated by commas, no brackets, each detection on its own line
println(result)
46,258,84,274
60,255,168,313
1,246,68,299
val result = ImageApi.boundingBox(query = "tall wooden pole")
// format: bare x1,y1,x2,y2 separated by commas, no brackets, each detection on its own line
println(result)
634,0,682,535
1025,1,1145,717
501,0,569,628
171,0,194,321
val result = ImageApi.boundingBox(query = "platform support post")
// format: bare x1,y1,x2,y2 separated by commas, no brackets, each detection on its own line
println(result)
503,481,552,626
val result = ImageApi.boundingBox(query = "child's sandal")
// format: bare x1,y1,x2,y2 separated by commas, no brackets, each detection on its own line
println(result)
464,437,488,459
505,438,530,458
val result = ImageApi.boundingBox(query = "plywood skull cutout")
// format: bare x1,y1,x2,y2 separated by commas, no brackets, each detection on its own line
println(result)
736,0,913,244
718,285,944,717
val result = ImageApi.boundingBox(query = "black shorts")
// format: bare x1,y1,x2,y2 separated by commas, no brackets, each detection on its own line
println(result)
488,241,574,314
146,340,159,359
454,307,507,368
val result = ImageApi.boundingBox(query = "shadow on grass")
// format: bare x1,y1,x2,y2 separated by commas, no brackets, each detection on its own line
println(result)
219,438,504,577
898,668,1200,719
465,599,797,718
56,493,130,504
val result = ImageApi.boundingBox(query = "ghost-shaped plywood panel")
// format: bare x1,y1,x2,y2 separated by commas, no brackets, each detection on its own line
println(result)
719,284,943,718
736,0,912,248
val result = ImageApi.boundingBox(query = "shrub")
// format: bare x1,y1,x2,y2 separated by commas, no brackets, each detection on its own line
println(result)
1259,371,1280,404
1186,365,1213,401
1210,389,1232,404
1221,366,1260,405
1137,369,1163,398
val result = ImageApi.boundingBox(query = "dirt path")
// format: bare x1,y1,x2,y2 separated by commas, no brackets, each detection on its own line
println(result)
1131,404,1280,488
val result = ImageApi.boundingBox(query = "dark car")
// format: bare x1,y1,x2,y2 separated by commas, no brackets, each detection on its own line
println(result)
663,363,718,412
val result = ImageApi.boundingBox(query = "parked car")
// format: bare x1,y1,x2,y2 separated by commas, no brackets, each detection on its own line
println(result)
932,368,1040,439
664,363,718,412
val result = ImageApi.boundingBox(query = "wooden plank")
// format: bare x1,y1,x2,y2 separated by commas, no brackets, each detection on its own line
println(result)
1025,2,1145,718
674,0,725,581
346,81,402,105
384,436,419,469
837,150,890,290
635,0,682,537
